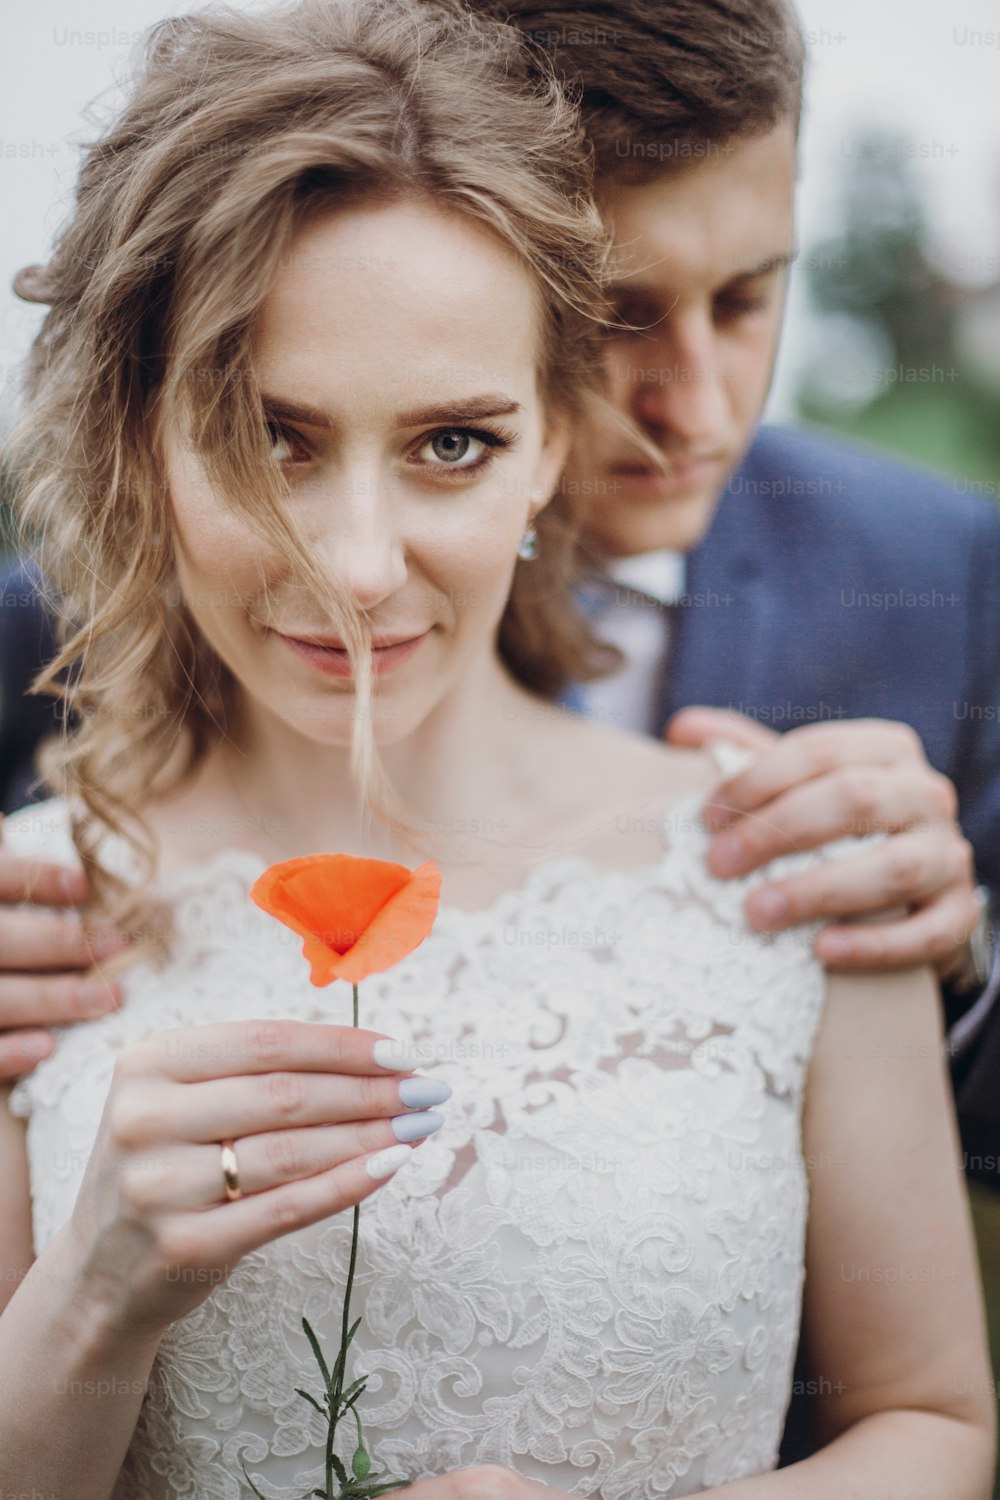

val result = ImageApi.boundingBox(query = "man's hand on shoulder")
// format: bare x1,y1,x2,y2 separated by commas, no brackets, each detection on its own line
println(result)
666,707,979,979
0,815,129,1080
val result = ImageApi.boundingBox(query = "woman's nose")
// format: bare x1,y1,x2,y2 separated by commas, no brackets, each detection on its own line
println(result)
308,476,408,611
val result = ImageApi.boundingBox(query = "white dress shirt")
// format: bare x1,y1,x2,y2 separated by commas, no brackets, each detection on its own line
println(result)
575,549,686,735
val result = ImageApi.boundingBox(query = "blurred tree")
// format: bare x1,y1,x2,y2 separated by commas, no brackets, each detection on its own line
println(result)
796,125,1000,487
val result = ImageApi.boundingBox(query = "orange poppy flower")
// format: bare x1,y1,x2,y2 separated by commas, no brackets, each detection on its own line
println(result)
250,853,441,986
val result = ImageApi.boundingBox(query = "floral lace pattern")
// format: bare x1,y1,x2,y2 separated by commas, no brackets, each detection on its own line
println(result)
5,775,847,1500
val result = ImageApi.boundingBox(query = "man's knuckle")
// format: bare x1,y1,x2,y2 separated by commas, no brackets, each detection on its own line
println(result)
924,925,957,963
929,772,959,821
955,837,976,884
889,721,923,759
886,846,926,896
842,767,883,828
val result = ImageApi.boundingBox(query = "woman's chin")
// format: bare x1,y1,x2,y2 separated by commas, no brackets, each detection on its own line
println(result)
280,700,428,750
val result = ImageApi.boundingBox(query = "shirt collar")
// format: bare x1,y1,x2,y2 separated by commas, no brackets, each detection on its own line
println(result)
599,548,687,608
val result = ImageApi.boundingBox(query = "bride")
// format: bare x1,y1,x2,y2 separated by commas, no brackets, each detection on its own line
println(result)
0,1,993,1496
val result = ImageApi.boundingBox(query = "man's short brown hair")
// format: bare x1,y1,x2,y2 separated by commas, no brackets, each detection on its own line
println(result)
468,0,806,179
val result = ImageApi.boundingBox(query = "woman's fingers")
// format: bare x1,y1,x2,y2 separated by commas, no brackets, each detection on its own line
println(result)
162,1144,419,1269
123,1112,444,1211
109,1066,450,1147
141,1017,421,1084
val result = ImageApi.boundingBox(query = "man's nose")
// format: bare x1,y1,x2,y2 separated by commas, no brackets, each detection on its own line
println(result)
308,472,407,612
622,316,728,449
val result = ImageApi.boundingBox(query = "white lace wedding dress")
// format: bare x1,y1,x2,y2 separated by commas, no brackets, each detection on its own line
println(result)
5,769,853,1500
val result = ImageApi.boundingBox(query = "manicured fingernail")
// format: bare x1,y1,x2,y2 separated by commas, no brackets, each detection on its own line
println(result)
372,1038,430,1071
746,888,791,929
711,834,745,875
366,1143,413,1179
78,977,120,1016
397,1077,451,1109
391,1109,444,1143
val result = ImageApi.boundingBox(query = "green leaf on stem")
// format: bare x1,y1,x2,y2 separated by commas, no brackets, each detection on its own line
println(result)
302,1316,333,1389
330,1452,351,1489
339,1376,368,1408
296,1387,328,1417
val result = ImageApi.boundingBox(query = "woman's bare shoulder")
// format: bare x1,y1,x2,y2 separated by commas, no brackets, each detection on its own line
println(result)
518,704,718,868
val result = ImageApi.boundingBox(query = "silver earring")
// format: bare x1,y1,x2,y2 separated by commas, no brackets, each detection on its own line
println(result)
517,523,539,561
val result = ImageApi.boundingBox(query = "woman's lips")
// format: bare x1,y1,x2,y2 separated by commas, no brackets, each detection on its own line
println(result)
274,631,428,677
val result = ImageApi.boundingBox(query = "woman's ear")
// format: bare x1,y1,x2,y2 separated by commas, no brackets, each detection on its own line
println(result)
530,410,573,517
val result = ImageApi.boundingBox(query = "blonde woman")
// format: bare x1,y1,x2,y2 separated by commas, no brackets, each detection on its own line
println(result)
0,2,994,1497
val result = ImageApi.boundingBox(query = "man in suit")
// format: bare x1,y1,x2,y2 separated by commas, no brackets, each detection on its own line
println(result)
461,0,1000,1136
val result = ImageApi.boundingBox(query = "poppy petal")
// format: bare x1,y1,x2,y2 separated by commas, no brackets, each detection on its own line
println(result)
250,853,441,985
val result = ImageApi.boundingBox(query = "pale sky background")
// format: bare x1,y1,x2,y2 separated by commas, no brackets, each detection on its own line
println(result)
1,0,999,424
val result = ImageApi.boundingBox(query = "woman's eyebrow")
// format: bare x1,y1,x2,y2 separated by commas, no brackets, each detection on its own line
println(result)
260,392,522,429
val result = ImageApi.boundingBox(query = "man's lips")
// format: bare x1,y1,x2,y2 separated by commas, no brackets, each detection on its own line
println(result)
610,454,724,480
272,629,429,677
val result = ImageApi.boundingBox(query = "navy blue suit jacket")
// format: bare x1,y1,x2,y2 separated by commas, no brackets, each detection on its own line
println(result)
662,425,1000,1183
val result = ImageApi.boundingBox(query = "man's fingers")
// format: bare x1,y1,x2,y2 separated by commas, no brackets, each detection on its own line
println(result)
0,850,90,906
706,765,955,877
743,826,971,931
814,887,980,974
665,706,778,752
0,1029,55,1082
0,907,127,970
0,971,122,1029
705,719,930,827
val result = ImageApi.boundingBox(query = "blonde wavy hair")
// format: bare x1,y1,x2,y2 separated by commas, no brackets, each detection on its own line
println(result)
7,0,622,963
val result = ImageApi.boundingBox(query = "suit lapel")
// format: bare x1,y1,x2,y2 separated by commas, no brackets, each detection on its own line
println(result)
662,465,786,721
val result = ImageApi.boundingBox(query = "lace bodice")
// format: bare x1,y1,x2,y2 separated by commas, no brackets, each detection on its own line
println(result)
5,775,852,1500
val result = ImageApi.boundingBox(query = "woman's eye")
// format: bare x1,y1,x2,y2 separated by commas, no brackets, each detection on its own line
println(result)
265,421,309,465
422,430,484,467
414,428,505,472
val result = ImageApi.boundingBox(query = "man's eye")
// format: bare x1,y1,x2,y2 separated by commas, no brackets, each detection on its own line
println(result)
715,292,770,322
606,300,658,336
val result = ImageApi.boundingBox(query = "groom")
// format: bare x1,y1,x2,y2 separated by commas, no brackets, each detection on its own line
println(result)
464,0,1000,1159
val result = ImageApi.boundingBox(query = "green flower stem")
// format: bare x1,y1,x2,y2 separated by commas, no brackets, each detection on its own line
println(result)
327,983,364,1495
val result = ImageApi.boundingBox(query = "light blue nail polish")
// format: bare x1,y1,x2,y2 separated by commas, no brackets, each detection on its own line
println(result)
391,1109,444,1142
398,1077,452,1109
